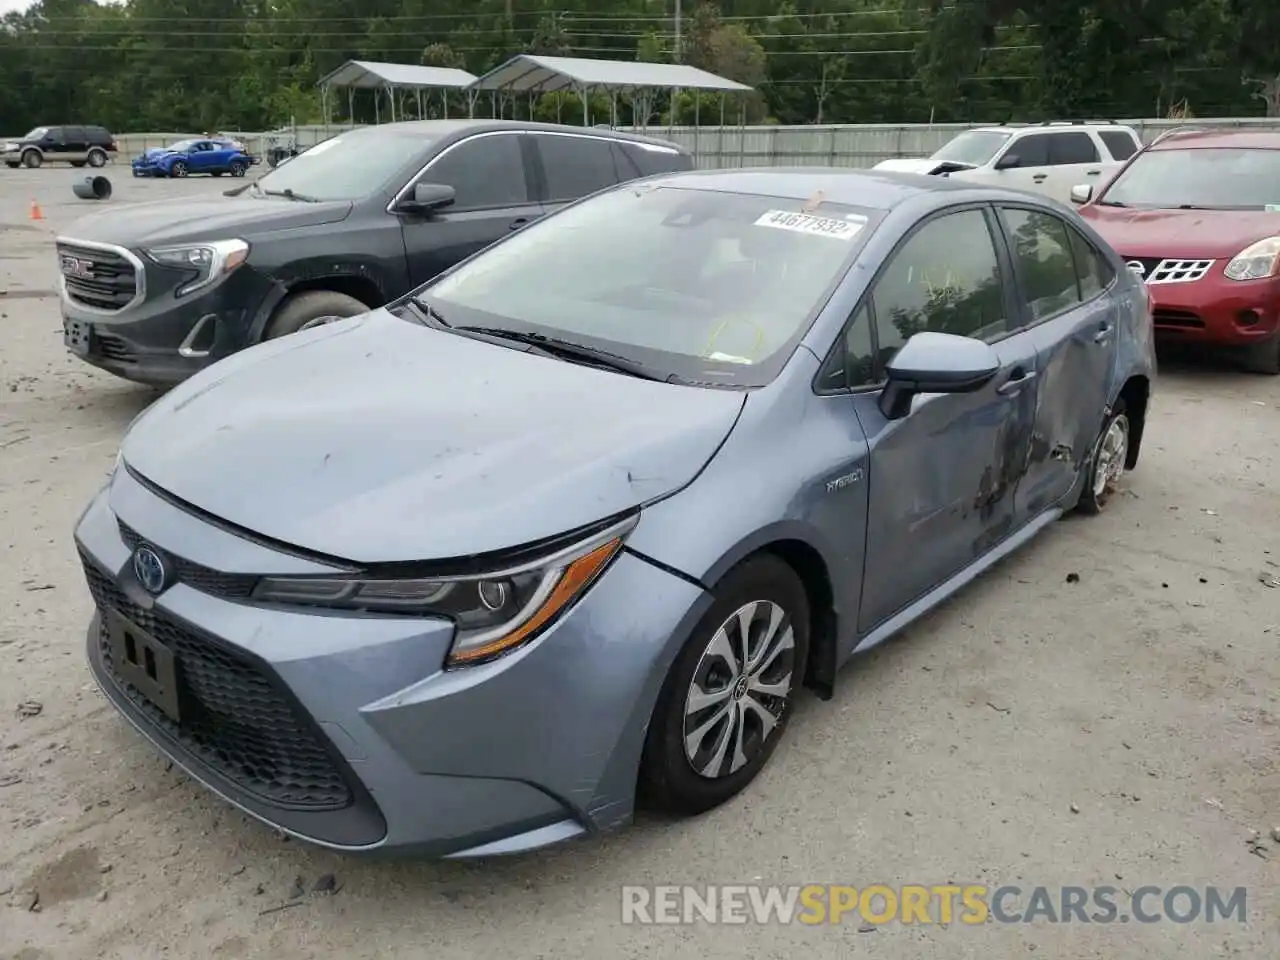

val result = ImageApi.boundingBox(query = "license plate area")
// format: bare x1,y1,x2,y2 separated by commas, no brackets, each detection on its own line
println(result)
64,318,93,356
105,609,182,723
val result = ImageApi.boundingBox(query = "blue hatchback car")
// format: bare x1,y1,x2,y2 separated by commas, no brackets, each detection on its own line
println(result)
75,168,1155,858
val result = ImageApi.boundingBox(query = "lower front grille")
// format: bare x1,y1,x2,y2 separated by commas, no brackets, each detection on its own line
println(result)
94,333,135,363
1153,308,1204,329
81,551,354,810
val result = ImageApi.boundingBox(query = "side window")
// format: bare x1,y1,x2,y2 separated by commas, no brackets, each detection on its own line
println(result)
44,127,63,142
537,135,618,201
817,302,877,391
1098,130,1138,161
1000,207,1082,324
871,209,1007,364
423,134,529,210
1049,132,1100,165
611,142,643,181
1066,225,1114,300
1007,134,1050,167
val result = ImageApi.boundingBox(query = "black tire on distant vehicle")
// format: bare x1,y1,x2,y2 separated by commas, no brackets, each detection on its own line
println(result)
71,161,86,168
263,290,369,340
229,159,247,177
1241,333,1280,375
169,159,188,178
212,171,223,177
21,149,40,169
87,148,107,168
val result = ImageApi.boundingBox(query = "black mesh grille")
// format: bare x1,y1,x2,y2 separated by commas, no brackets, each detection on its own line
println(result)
117,521,259,600
57,242,138,311
95,333,136,364
82,551,353,810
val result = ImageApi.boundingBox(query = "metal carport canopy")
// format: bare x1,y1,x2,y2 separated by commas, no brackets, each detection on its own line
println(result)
467,54,751,94
318,60,478,90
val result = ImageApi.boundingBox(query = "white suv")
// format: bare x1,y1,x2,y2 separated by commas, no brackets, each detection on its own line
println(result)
874,122,1143,205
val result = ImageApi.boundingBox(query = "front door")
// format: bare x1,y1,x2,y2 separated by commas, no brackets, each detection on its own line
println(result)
995,204,1118,517
850,206,1033,633
398,131,545,286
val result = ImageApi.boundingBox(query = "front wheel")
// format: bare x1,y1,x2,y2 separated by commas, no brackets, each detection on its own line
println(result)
1241,334,1280,375
86,149,107,168
21,149,40,169
229,159,247,177
639,554,810,815
263,290,369,339
1076,403,1129,515
169,160,188,178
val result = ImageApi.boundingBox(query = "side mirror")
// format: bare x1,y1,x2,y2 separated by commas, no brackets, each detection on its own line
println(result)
993,152,1021,171
878,332,1002,420
399,182,456,214
1069,183,1093,205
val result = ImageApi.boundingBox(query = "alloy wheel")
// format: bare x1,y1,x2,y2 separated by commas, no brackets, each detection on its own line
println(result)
683,600,796,779
1092,413,1129,500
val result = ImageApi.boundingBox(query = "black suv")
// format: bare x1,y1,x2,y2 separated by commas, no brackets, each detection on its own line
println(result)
55,120,693,386
3,125,118,168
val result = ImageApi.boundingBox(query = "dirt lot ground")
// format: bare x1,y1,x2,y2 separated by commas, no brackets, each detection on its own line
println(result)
1,164,1278,960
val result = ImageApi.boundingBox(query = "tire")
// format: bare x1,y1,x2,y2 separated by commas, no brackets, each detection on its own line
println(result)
86,149,107,168
1075,402,1129,515
638,554,810,816
212,171,223,177
71,160,86,168
1241,334,1280,375
170,160,188,178
4,162,17,169
21,149,40,169
229,160,247,177
264,290,370,339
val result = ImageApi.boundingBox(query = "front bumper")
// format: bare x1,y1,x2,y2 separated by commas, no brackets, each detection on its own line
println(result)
58,240,279,387
75,469,709,857
1141,271,1280,347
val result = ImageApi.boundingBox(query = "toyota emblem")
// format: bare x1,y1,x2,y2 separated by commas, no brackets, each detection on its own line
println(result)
131,545,168,595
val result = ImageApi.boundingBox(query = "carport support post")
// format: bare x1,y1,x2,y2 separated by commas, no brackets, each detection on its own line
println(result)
694,91,700,166
579,83,589,126
348,88,355,124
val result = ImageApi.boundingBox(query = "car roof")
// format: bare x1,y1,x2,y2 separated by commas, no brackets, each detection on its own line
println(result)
1149,129,1280,151
638,166,1042,212
967,123,1135,135
340,119,689,152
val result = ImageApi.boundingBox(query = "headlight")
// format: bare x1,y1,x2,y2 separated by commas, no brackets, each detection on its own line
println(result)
145,238,249,297
251,515,636,666
1224,236,1280,281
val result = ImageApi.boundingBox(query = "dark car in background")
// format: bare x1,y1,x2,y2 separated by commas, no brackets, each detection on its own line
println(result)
1072,128,1280,374
3,125,117,168
54,119,693,386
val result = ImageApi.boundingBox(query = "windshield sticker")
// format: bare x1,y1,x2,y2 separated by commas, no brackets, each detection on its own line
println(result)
754,209,866,240
1267,204,1280,212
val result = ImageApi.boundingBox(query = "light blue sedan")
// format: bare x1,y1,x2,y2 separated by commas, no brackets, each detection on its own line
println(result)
74,168,1155,858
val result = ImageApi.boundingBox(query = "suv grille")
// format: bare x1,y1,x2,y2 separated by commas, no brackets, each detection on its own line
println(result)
82,551,354,810
1124,257,1215,285
57,242,139,311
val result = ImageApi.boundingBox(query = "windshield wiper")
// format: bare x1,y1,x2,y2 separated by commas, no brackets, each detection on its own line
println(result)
453,325,666,381
407,295,449,327
1096,199,1127,207
263,188,319,203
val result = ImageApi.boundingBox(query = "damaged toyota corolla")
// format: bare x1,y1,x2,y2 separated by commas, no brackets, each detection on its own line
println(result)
75,168,1155,858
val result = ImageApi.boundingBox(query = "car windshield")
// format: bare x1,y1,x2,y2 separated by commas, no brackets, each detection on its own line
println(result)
932,130,1011,167
253,130,433,202
23,127,48,140
168,140,199,152
1100,147,1280,209
416,185,881,387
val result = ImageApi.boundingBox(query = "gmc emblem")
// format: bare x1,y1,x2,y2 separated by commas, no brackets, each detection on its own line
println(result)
60,256,94,279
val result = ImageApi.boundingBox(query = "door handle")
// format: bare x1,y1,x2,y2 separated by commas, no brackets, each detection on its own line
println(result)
509,217,531,230
1032,173,1047,182
996,369,1037,396
1093,323,1113,344
1085,169,1101,176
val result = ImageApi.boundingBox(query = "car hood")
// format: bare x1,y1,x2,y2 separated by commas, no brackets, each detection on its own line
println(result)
120,310,747,564
873,158,948,174
1081,206,1280,259
62,195,353,247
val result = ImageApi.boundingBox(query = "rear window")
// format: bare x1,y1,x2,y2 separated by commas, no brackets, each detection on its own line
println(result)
420,185,882,387
1098,130,1138,160
1099,147,1280,209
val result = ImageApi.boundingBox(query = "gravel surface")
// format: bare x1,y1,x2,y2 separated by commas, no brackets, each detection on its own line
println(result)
1,164,1278,959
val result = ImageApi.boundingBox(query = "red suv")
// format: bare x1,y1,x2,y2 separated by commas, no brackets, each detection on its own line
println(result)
1071,129,1280,374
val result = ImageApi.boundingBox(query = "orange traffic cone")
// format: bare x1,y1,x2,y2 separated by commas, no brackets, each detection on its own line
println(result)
29,199,43,221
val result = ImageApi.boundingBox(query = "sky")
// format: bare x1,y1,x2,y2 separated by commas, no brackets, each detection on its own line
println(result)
0,0,36,12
